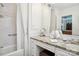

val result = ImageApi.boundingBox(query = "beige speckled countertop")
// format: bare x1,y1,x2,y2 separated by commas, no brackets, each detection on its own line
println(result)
31,36,79,55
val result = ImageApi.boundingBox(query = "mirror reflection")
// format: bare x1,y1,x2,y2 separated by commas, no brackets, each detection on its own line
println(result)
46,3,79,42
53,3,79,35
61,15,72,35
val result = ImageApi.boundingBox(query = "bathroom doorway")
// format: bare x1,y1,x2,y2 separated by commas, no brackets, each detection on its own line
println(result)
61,15,72,35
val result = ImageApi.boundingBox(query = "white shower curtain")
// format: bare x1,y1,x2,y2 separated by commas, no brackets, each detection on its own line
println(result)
17,3,30,56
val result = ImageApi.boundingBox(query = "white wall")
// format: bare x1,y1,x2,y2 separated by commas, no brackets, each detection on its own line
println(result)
50,8,57,32
0,4,17,47
56,5,79,35
30,4,51,36
42,4,51,33
30,4,42,37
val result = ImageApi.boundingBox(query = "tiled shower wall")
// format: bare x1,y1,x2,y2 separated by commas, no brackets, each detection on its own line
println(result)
0,3,17,47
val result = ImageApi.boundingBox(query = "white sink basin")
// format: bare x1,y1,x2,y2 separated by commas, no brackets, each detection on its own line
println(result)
49,39,66,47
50,39,58,42
56,42,66,47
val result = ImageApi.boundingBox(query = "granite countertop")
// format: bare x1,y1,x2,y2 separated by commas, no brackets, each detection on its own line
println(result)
31,36,79,55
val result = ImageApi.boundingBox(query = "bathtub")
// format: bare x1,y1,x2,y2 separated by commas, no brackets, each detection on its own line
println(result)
0,45,24,56
0,45,16,55
4,49,24,56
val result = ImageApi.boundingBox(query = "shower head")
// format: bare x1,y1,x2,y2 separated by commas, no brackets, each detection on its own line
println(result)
47,4,55,9
0,3,4,7
48,4,52,7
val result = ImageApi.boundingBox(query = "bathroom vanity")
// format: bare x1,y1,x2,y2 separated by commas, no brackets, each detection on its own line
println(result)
31,36,79,56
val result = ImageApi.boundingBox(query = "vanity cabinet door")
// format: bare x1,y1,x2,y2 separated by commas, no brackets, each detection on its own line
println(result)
31,39,41,56
31,39,37,56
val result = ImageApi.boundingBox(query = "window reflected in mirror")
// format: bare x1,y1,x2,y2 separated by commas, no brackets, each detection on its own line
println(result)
61,15,72,35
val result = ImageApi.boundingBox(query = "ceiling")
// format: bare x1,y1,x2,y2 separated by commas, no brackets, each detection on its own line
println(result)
54,3,79,9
